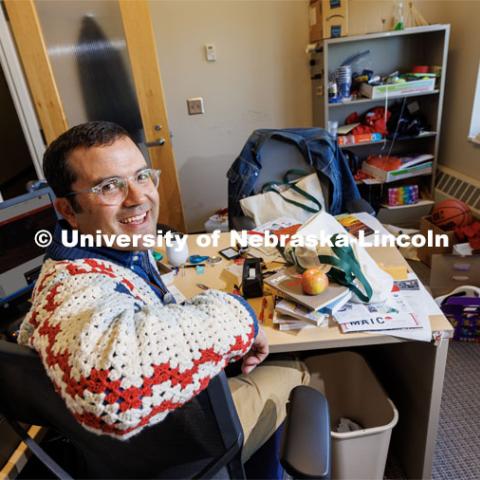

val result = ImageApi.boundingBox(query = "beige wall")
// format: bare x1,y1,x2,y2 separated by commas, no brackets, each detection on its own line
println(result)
150,0,312,231
416,0,480,182
150,0,480,231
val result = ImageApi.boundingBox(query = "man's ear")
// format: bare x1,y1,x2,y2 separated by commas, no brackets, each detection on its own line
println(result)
55,198,79,229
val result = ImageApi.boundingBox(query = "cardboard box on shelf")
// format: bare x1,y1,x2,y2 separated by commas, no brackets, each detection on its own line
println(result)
309,1,429,42
309,0,349,42
417,215,457,267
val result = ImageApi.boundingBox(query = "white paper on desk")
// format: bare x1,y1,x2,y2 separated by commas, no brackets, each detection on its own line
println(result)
340,312,420,333
334,291,413,324
334,292,421,332
363,273,436,342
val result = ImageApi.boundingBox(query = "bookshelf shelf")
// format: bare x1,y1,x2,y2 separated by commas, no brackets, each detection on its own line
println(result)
357,171,433,186
310,25,450,226
329,90,440,109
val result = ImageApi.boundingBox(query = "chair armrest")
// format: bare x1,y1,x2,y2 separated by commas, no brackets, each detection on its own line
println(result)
230,216,257,231
280,386,331,479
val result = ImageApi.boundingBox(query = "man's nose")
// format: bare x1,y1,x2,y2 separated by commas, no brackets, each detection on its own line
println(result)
123,180,147,206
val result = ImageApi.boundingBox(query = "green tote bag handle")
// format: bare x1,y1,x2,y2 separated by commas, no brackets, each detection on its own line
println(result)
261,169,322,214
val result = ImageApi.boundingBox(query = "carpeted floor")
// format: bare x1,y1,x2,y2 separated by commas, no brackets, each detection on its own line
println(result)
388,261,480,479
386,341,480,480
432,341,480,479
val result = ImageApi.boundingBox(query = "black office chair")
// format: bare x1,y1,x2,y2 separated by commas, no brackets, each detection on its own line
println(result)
228,134,374,231
0,340,331,479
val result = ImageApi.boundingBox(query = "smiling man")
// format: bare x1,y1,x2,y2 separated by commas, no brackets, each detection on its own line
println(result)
53,133,159,249
18,121,309,461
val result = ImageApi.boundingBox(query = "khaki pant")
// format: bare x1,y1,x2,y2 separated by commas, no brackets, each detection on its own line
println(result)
228,357,310,462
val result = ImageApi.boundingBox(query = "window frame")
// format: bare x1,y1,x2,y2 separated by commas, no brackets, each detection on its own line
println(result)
469,62,480,145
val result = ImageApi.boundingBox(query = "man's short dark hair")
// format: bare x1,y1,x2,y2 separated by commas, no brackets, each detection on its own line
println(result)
43,121,131,203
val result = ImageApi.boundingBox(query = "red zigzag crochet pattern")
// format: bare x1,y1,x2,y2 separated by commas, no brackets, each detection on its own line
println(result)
19,258,256,439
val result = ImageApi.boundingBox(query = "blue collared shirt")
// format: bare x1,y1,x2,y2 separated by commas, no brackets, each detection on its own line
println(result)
45,221,174,304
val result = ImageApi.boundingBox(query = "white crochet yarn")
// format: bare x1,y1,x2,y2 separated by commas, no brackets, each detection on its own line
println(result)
19,258,256,439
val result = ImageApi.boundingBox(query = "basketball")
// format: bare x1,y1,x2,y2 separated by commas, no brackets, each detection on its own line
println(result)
431,199,473,230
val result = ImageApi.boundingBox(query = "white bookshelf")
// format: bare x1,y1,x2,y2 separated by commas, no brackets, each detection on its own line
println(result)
311,25,450,225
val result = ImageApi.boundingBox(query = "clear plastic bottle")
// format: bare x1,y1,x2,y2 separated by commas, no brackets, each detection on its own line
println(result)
393,0,405,30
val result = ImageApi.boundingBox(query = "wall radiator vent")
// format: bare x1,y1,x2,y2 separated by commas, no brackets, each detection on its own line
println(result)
435,165,480,216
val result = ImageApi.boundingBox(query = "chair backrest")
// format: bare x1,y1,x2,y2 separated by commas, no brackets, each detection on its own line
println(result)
253,140,312,192
0,340,244,479
253,139,330,205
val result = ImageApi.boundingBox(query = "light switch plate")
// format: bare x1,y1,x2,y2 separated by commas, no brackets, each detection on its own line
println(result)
187,97,205,115
205,44,216,62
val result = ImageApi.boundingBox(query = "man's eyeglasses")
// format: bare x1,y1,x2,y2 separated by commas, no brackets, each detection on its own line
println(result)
65,168,161,206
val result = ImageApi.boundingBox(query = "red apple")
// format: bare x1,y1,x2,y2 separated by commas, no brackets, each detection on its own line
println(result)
302,268,329,295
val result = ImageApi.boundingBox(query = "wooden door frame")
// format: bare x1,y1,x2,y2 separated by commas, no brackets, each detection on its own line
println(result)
5,0,186,232
119,0,185,232
0,2,46,179
4,0,67,145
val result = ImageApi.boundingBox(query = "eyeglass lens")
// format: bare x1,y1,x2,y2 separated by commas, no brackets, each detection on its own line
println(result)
99,169,160,205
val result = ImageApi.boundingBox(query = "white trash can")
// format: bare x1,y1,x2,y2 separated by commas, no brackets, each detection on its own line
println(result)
305,352,399,480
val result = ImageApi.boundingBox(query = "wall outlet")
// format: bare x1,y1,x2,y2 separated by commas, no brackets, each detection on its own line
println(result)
187,97,205,115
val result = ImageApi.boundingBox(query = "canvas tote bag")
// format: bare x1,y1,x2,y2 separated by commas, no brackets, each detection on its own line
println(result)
239,169,326,226
281,211,393,304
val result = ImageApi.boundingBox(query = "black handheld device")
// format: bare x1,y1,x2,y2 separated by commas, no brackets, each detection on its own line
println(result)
242,258,264,298
219,247,241,261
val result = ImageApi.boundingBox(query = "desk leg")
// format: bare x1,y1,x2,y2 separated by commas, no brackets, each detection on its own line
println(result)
368,338,449,479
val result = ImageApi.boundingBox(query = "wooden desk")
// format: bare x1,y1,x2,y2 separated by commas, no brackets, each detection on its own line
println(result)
167,233,452,479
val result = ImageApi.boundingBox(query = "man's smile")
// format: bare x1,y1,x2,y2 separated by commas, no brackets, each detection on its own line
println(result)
118,209,152,230
119,210,149,225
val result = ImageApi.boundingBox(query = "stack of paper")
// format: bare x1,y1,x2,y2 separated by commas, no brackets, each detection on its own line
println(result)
265,267,352,331
272,311,318,331
273,299,328,330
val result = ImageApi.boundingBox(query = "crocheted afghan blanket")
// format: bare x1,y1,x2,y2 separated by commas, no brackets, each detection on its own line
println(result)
18,257,257,439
